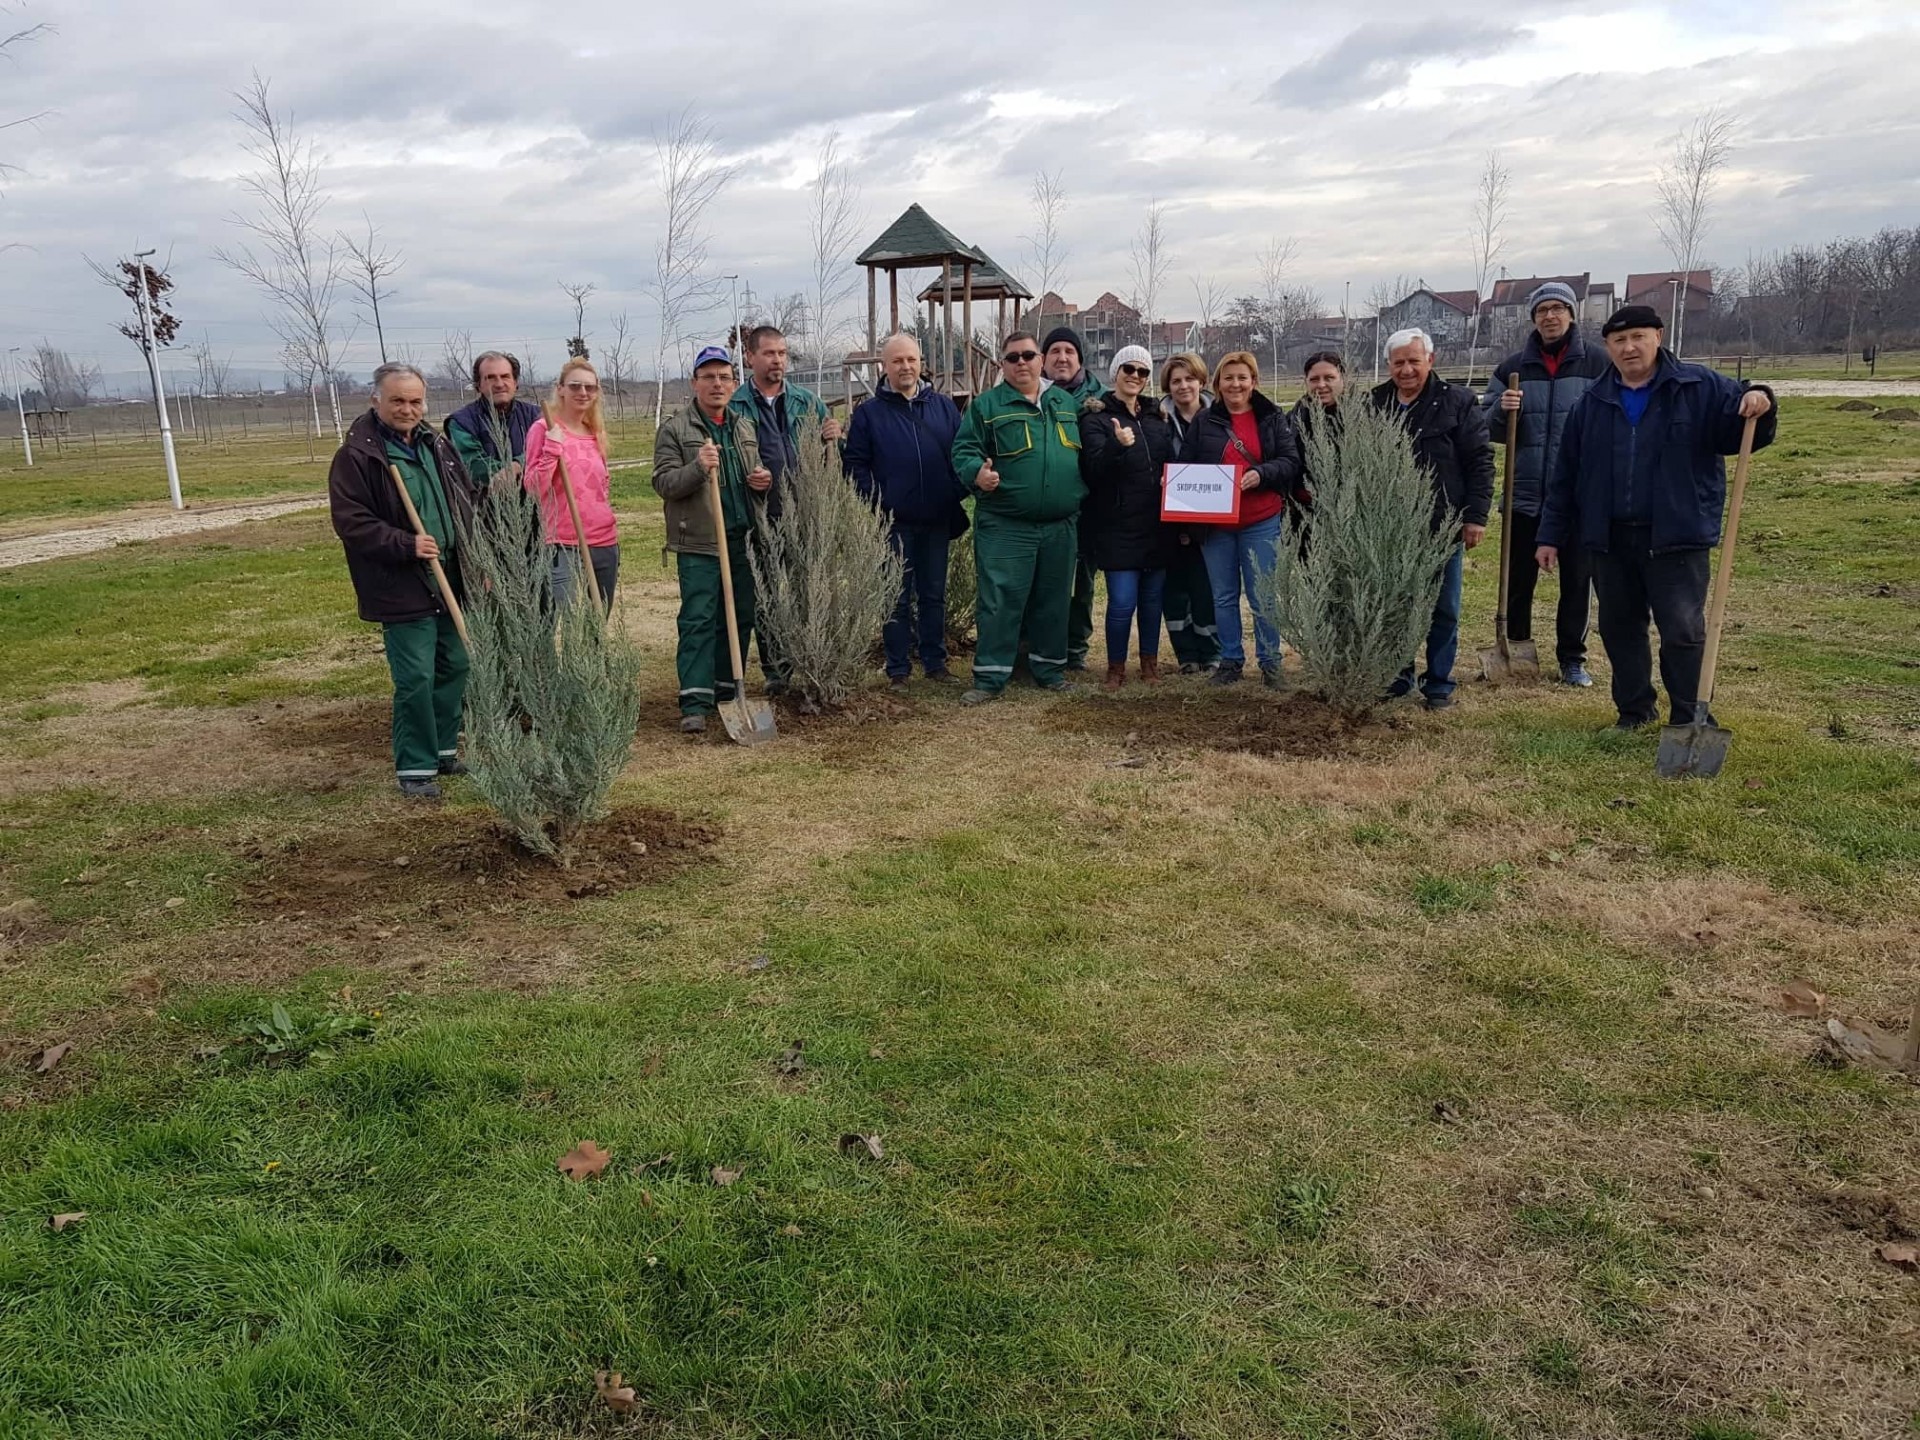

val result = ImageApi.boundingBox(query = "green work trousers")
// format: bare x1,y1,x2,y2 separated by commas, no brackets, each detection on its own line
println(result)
1066,556,1097,665
1162,539,1222,667
674,535,757,716
973,512,1077,693
381,613,468,779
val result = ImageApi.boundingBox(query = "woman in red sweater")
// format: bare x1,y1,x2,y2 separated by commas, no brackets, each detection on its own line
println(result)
522,358,619,614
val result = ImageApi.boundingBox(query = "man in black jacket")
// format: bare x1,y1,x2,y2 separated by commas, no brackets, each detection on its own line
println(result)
328,363,479,798
1481,282,1610,686
1369,328,1494,710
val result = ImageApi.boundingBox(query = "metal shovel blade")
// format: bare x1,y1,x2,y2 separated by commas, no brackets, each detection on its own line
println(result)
1477,635,1541,684
720,694,779,747
1656,717,1732,779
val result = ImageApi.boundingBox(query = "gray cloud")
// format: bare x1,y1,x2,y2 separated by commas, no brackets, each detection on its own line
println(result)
1266,21,1531,108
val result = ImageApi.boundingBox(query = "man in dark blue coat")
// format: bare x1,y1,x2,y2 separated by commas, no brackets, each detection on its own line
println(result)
844,333,969,686
1536,305,1776,730
1482,282,1612,686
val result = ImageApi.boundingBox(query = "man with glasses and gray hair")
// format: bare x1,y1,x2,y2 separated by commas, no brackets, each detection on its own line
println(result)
329,363,480,796
949,332,1088,704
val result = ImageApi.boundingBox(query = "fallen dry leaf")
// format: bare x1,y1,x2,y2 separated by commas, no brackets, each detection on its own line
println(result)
1742,777,1766,790
557,1140,612,1182
1777,980,1827,1018
1826,1016,1912,1074
32,1043,71,1075
710,1164,744,1187
779,1223,803,1236
1876,1242,1919,1271
632,1152,675,1177
1607,795,1637,810
868,1047,885,1060
593,1370,638,1414
776,1040,805,1076
49,1212,86,1231
839,1132,885,1161
1431,1100,1465,1126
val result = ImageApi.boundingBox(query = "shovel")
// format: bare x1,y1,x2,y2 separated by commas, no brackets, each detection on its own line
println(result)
541,404,603,614
1657,414,1758,780
703,463,778,746
388,463,471,650
1480,372,1540,682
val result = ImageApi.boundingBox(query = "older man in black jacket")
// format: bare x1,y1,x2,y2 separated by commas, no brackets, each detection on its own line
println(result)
1369,328,1494,710
329,362,479,798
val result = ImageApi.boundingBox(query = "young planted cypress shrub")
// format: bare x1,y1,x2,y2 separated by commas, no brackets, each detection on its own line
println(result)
749,414,903,710
1254,400,1458,718
457,481,641,862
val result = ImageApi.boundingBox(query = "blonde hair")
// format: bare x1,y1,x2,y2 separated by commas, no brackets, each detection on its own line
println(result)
550,357,608,454
1161,351,1207,391
1211,351,1260,389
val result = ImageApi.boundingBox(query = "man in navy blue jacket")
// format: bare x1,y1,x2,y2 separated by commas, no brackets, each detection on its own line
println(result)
1536,305,1775,730
844,333,969,686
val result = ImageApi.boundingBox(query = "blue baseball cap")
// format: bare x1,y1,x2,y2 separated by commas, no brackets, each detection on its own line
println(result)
692,345,734,374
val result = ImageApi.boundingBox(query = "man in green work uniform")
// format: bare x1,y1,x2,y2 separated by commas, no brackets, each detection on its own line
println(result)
1042,325,1107,672
654,345,771,735
328,363,479,798
950,331,1087,704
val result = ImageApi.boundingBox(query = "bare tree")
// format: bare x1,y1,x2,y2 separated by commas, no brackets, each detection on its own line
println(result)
604,311,636,419
560,280,596,359
438,329,473,392
341,213,401,363
1464,150,1510,385
806,129,866,392
1190,275,1227,357
1127,200,1174,353
1023,168,1070,306
1256,237,1299,380
86,255,181,354
25,341,98,408
187,334,231,398
0,9,51,182
1654,106,1737,357
647,108,734,427
215,72,345,440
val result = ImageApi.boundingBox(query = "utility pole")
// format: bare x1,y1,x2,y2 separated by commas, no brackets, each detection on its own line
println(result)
7,348,32,467
133,249,184,509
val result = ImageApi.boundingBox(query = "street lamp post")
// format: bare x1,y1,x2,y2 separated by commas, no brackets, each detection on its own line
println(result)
132,249,184,509
6,347,31,467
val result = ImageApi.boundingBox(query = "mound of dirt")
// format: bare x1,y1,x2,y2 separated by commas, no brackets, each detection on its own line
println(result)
245,804,718,914
1043,690,1405,759
1834,399,1878,412
1874,407,1919,421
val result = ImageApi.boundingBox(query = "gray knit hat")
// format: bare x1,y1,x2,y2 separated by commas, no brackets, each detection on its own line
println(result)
1109,345,1154,381
1527,281,1578,317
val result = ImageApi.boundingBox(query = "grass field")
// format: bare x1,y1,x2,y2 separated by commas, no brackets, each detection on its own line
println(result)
0,399,1916,1439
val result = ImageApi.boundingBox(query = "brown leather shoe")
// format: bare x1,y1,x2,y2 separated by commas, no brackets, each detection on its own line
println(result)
1103,663,1126,691
1139,655,1161,685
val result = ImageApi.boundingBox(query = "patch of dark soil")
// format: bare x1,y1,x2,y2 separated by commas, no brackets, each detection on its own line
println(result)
1043,689,1407,759
1834,399,1877,413
275,701,391,762
1874,407,1919,422
1801,1182,1916,1243
774,688,918,729
244,805,718,917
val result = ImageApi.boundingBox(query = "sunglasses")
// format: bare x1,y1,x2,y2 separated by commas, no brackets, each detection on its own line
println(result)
1002,350,1039,364
562,382,600,394
1117,364,1150,378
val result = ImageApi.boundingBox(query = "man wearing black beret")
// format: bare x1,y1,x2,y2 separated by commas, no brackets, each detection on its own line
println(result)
1536,305,1776,730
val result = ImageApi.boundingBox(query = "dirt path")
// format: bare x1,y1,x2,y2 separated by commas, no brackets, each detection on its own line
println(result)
1768,379,1920,397
0,496,327,569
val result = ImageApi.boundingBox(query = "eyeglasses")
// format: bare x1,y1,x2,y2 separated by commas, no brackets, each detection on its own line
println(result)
1117,364,1150,378
562,382,600,394
1002,350,1039,364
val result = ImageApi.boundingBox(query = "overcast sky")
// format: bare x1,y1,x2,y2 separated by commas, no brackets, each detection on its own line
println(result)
4,0,1918,390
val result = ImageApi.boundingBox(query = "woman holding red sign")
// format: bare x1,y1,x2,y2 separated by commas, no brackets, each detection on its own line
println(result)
1078,344,1176,690
1178,351,1304,687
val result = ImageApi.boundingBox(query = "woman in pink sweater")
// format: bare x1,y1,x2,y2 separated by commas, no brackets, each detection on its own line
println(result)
522,357,619,613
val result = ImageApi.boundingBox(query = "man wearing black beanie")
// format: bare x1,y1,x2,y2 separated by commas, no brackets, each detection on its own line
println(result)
1041,325,1106,670
1536,304,1776,731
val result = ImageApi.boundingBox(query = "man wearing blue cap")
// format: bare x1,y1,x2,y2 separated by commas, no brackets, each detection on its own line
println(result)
653,345,770,734
1481,281,1611,686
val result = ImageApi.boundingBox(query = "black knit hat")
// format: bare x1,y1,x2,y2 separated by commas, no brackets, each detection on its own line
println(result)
1041,326,1086,363
1601,303,1666,336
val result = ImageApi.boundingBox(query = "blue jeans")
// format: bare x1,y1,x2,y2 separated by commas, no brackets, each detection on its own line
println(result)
1103,568,1166,664
1398,543,1464,699
1198,512,1285,667
550,543,620,616
885,522,952,678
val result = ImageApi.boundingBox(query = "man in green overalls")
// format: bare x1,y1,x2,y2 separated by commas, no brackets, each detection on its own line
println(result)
949,332,1087,704
327,363,478,797
653,345,771,735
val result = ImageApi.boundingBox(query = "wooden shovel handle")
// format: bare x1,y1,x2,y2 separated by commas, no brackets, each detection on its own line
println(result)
1495,372,1521,628
387,462,471,650
552,448,603,612
1695,415,1759,709
704,463,750,688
